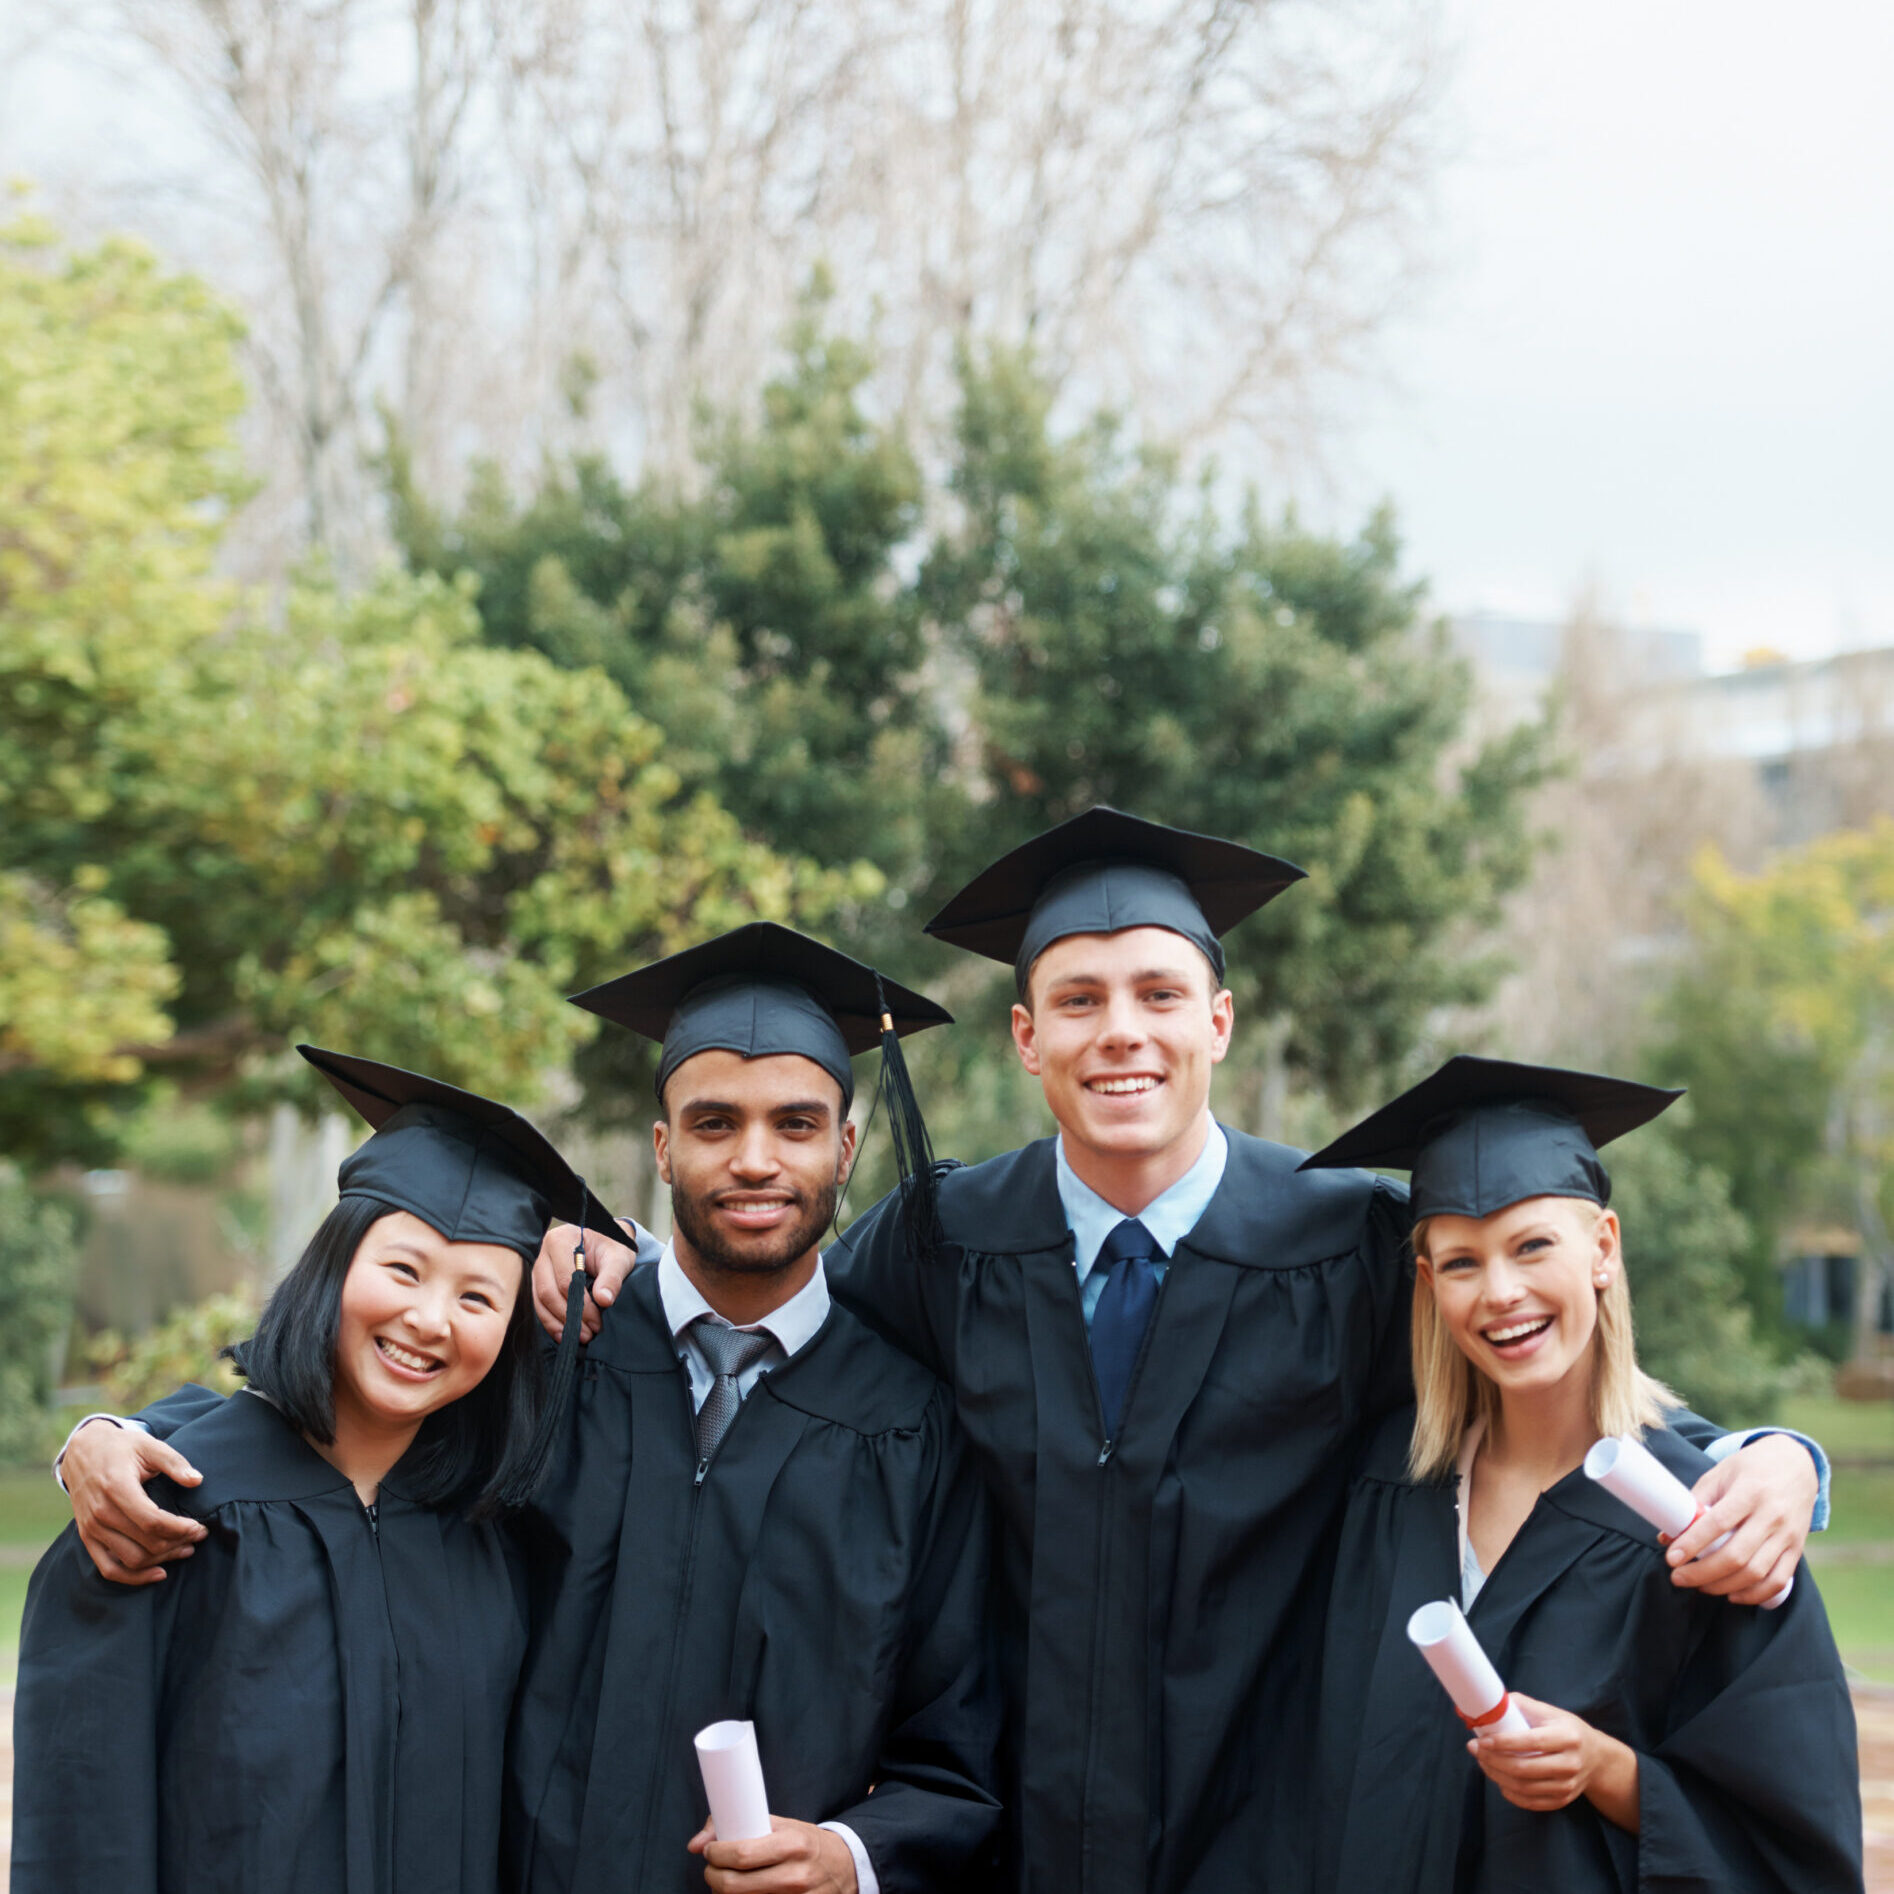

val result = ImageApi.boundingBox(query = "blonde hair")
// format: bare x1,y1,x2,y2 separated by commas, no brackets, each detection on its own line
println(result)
1407,1198,1680,1482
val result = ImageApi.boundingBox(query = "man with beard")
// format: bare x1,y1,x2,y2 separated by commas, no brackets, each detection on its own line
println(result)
55,925,1001,1894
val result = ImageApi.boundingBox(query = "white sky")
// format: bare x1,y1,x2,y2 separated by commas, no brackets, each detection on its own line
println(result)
6,3,1892,675
1327,0,1894,671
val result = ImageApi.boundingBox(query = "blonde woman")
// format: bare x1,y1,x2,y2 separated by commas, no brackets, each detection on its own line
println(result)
1303,1057,1861,1894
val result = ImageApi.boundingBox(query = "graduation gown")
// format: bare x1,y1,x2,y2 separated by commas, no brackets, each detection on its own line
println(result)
1315,1408,1863,1893
825,1129,1418,1894
502,1262,1001,1894
12,1389,528,1894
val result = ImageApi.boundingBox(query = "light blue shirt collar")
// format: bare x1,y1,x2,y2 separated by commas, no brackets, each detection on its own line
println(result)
1055,1118,1230,1285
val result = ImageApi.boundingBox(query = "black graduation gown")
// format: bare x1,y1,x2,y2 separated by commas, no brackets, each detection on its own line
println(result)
825,1129,1418,1894
502,1262,1001,1894
1315,1408,1863,1893
12,1389,527,1894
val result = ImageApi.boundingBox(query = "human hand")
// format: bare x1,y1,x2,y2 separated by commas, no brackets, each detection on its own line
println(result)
687,1816,858,1894
1666,1433,1813,1605
1471,1694,1637,1829
64,1421,206,1585
531,1220,643,1343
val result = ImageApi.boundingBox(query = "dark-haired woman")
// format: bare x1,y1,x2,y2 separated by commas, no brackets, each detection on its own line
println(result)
13,1049,609,1894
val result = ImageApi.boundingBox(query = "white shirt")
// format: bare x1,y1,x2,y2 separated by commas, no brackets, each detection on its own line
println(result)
1054,1118,1230,1323
655,1243,875,1894
658,1241,831,1410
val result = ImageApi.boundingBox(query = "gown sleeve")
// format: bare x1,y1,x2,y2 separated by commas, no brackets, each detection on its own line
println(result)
822,1391,1003,1890
1632,1568,1862,1892
11,1522,178,1894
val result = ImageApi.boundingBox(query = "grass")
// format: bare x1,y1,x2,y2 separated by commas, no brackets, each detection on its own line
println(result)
1810,1565,1894,1689
1781,1392,1894,1463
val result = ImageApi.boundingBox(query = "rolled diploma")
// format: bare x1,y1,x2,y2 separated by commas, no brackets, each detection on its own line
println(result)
1584,1434,1792,1608
694,1719,772,1841
1407,1599,1531,1737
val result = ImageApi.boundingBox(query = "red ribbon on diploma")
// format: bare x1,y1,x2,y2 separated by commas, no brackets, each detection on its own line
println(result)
1456,1693,1516,1732
1656,1503,1706,1549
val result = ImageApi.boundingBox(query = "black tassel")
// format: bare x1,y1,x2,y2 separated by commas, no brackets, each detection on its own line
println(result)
502,1190,595,1509
875,975,940,1269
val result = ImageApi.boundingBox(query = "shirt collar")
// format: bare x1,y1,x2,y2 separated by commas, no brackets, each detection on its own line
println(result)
656,1241,832,1358
1055,1118,1230,1278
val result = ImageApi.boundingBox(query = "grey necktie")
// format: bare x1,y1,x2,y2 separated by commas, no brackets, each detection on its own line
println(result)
691,1317,778,1463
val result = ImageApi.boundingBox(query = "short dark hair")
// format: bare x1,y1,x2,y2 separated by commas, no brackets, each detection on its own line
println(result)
237,1196,548,1518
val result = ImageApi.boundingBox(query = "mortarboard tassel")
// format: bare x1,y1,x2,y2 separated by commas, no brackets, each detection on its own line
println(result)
875,975,941,1269
497,1186,595,1510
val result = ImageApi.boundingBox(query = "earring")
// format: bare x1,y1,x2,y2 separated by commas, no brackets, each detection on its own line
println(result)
1593,1273,1608,1288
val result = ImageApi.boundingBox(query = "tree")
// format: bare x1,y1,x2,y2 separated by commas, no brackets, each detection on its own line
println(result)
394,297,949,973
0,215,860,1166
922,349,1549,1119
29,0,1446,549
1652,822,1894,1356
1607,1113,1787,1424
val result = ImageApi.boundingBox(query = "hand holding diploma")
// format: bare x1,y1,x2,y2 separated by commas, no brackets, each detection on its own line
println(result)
1584,1435,1793,1608
690,1721,860,1893
1407,1599,1531,1737
1470,1693,1642,1835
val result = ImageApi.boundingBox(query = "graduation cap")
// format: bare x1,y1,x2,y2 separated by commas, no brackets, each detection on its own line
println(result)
924,806,1304,995
301,1044,616,1261
569,922,954,1262
1298,1054,1684,1221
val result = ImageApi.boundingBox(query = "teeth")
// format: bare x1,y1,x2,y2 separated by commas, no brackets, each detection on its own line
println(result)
1090,1077,1158,1094
1486,1318,1551,1345
377,1338,440,1373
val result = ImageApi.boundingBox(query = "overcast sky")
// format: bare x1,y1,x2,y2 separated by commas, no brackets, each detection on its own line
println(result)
1327,0,1894,671
7,2,1891,675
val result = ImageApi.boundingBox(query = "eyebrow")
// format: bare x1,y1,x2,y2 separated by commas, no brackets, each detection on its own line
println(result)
677,1097,833,1119
1047,965,1198,989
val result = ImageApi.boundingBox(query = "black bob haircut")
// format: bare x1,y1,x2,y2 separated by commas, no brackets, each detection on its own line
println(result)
233,1195,551,1518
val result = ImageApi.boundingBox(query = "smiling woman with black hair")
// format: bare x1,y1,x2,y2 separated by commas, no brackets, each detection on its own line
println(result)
12,1048,612,1894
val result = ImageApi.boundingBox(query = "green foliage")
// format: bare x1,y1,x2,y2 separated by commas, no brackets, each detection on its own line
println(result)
394,292,935,970
1,215,852,1161
407,328,1548,1155
0,212,247,1161
1608,1115,1788,1424
1651,823,1894,1340
922,348,1550,1106
86,1286,257,1413
0,1170,81,1461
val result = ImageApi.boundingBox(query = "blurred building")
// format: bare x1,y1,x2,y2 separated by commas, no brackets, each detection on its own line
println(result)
1447,613,1894,858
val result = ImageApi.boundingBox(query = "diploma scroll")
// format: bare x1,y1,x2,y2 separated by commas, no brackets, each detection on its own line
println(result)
1406,1599,1532,1737
694,1719,773,1842
1583,1434,1793,1609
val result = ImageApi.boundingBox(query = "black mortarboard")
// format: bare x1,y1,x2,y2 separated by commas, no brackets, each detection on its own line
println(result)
924,806,1304,995
569,922,953,1261
1297,1055,1684,1221
300,1044,616,1259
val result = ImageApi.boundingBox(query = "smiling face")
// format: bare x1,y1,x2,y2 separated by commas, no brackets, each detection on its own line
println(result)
1011,925,1233,1203
331,1209,522,1443
655,1048,857,1283
1417,1195,1620,1408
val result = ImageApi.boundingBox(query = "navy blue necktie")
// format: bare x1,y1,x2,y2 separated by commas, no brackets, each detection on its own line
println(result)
1089,1218,1162,1438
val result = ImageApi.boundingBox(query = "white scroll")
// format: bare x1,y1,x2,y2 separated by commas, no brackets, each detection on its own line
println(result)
694,1719,773,1841
1584,1433,1793,1608
1406,1599,1532,1737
